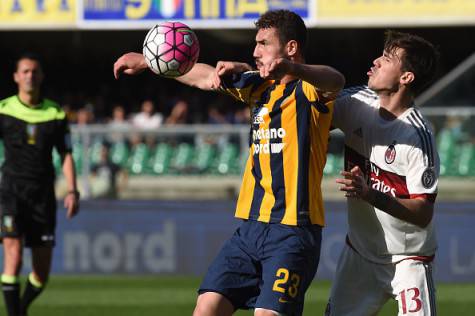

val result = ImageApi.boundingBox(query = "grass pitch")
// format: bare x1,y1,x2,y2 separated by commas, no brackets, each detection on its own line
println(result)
3,276,474,315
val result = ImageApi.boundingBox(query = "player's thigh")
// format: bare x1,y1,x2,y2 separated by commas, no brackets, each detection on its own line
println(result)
257,224,322,316
198,222,261,310
392,260,437,316
194,292,234,316
0,181,24,240
326,245,389,316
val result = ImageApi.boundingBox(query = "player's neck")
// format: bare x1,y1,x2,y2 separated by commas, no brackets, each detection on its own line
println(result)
378,91,414,120
18,90,41,107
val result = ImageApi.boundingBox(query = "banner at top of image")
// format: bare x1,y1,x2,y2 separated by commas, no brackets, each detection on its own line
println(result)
82,0,310,28
0,0,76,25
316,0,475,25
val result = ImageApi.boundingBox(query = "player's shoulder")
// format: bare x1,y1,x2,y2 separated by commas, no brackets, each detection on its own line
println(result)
404,107,434,133
222,70,262,89
0,95,18,108
403,107,436,145
43,98,61,109
337,85,378,104
42,98,66,120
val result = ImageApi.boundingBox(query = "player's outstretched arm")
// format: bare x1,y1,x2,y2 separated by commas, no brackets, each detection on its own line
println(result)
113,53,220,91
288,62,345,93
261,58,345,94
113,52,148,79
175,63,218,91
176,61,252,91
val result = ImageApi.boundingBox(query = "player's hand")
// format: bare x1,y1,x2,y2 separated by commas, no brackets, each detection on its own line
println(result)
113,52,148,79
336,166,370,199
64,191,80,219
211,61,253,89
258,58,292,80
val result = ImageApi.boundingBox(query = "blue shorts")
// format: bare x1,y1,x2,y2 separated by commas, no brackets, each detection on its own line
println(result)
199,220,322,315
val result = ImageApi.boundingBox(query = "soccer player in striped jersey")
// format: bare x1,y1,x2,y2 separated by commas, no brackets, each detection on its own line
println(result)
325,31,440,316
114,10,344,316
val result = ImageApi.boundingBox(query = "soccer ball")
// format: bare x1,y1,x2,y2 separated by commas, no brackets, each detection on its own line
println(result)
143,22,200,78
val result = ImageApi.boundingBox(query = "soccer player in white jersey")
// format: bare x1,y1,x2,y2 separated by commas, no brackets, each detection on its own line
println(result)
326,31,440,316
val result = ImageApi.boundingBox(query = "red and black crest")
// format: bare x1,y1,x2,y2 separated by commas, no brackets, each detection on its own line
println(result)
384,142,397,164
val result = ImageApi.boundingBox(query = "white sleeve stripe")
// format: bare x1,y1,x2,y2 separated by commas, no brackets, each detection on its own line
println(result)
407,113,434,167
338,86,377,100
412,110,436,168
408,114,433,167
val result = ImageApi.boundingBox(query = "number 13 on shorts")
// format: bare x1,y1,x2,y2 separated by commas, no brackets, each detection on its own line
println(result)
398,288,423,314
272,268,301,298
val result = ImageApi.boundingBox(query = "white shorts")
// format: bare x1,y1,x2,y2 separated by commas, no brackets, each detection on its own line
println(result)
325,244,437,316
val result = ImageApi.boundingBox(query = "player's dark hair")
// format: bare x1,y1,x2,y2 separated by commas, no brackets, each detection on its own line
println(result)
15,52,42,71
384,31,439,94
255,10,307,56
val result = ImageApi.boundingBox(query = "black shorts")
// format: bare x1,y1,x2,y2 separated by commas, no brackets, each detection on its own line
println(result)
0,178,57,247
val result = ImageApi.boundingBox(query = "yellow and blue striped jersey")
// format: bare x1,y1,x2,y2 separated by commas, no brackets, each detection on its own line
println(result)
222,71,334,226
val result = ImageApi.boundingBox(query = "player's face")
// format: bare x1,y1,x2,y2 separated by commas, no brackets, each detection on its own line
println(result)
14,58,44,94
367,48,405,93
253,27,286,70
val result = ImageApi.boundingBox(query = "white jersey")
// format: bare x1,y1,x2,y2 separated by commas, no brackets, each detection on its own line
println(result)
333,86,439,264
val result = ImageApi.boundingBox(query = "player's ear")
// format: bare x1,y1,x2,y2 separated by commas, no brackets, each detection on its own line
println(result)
286,40,298,57
400,71,415,85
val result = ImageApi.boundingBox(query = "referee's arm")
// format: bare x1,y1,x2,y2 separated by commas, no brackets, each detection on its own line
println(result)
62,152,80,219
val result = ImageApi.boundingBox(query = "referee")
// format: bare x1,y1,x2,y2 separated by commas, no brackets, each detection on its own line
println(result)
0,53,80,316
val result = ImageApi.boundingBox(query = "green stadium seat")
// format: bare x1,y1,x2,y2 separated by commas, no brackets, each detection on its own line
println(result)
437,128,463,176
193,143,216,173
324,153,337,176
0,141,5,167
170,143,194,174
215,143,239,175
72,142,84,175
128,143,151,175
110,141,130,167
150,142,174,175
53,149,62,174
88,139,105,166
456,143,475,176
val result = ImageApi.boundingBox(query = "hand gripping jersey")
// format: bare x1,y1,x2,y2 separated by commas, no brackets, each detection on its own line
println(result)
221,71,334,226
332,86,439,264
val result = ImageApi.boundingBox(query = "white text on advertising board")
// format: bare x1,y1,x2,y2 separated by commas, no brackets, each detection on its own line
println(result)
63,221,176,273
136,0,265,19
85,0,291,19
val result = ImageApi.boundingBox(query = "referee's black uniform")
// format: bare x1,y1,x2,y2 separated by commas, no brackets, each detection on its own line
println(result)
0,95,72,247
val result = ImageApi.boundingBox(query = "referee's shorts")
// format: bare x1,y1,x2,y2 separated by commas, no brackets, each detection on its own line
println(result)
0,178,57,247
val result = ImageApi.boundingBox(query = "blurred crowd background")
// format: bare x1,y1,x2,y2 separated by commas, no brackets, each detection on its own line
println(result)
0,1,474,200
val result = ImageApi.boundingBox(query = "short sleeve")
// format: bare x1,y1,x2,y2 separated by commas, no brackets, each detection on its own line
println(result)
55,117,72,155
406,136,440,202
